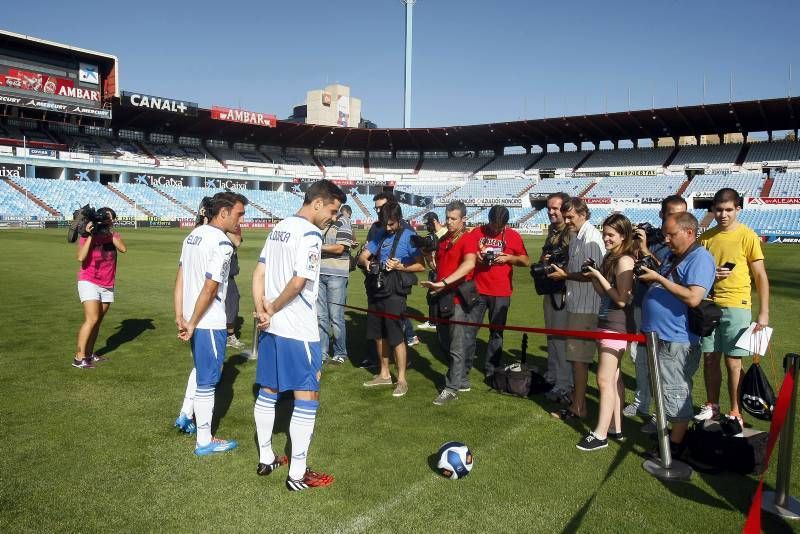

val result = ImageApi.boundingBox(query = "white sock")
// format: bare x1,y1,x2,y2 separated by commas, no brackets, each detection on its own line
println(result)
288,400,318,480
180,368,197,417
254,390,278,464
194,386,215,447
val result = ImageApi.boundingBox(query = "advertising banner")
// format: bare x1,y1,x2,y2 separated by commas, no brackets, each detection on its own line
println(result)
748,197,800,206
322,93,332,107
0,163,24,178
203,178,250,190
609,170,658,177
28,148,57,158
432,197,523,207
292,177,396,187
584,197,612,204
122,91,198,116
337,95,350,127
79,63,99,85
0,93,111,118
132,173,187,187
767,235,800,243
211,106,276,127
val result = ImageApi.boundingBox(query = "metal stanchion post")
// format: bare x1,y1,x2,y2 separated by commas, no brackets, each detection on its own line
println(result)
763,353,800,520
642,331,693,481
249,315,259,361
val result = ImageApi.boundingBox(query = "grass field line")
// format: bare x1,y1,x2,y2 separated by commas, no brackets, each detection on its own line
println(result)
333,416,537,534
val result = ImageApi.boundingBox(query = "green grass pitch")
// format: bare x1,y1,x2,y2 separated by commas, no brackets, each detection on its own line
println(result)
1,228,798,533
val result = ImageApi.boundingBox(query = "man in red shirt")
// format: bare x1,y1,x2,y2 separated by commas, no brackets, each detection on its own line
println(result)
426,204,529,404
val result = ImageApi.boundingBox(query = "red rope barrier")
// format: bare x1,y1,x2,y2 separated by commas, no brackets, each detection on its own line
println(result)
338,303,646,343
743,362,797,533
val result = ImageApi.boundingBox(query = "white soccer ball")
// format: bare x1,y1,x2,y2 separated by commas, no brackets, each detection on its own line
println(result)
436,441,473,480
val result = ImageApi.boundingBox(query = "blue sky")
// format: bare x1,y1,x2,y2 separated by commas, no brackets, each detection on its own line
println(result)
3,0,798,128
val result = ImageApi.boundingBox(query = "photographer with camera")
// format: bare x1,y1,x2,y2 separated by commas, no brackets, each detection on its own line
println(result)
469,205,529,378
637,212,716,457
415,211,448,332
575,214,637,451
547,197,604,421
531,192,573,403
358,201,425,397
625,195,687,425
420,201,478,405
72,207,127,369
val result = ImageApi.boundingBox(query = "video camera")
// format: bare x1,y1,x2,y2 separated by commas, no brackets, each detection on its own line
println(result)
67,205,114,243
530,244,568,295
367,260,386,290
409,212,439,253
634,222,663,245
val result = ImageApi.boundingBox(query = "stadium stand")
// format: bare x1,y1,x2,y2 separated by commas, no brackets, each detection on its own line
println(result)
529,150,591,170
580,147,673,170
586,175,684,199
244,190,303,219
112,183,193,219
395,183,457,198
11,177,142,218
528,177,593,197
0,179,50,219
417,157,490,179
445,179,534,200
156,185,264,219
475,154,539,177
319,157,366,179
682,172,765,198
737,209,800,233
744,140,800,164
366,156,419,177
669,144,742,167
770,172,800,197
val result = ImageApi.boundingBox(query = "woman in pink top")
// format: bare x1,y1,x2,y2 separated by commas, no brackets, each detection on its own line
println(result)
73,207,127,369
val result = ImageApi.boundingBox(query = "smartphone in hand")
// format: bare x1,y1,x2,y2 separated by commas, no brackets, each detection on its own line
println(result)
722,262,736,270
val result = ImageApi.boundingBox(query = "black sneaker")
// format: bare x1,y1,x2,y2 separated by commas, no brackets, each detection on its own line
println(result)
720,414,744,437
72,357,95,369
576,432,608,451
607,430,625,442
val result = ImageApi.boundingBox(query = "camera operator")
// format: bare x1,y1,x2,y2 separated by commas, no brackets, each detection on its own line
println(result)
547,197,604,421
415,211,448,332
420,201,477,405
626,195,687,425
470,205,529,378
535,192,573,403
358,201,425,397
637,212,716,457
73,207,127,369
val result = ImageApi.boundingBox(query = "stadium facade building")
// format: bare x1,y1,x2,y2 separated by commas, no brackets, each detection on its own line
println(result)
1,30,800,240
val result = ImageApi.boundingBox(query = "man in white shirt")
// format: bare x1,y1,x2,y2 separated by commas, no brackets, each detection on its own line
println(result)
173,192,247,456
251,179,346,491
547,197,605,421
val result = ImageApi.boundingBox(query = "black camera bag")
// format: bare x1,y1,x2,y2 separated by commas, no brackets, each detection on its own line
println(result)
686,421,768,475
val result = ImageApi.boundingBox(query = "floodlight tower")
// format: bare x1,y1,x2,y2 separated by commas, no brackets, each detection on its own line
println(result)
402,0,416,128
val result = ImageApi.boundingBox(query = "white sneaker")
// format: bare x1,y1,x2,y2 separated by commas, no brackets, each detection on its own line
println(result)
694,403,719,422
418,321,436,330
227,335,246,349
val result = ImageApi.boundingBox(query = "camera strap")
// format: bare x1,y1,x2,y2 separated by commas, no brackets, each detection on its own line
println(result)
549,290,566,311
375,228,405,265
664,242,701,279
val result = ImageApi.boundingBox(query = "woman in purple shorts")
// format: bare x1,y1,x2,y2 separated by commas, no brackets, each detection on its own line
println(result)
73,207,126,369
577,213,636,451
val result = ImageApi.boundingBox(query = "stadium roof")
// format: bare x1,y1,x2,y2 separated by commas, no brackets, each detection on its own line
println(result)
111,96,800,153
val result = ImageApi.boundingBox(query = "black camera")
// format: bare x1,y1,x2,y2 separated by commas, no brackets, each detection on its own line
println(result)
634,222,663,244
482,249,497,266
368,261,385,289
530,244,568,295
581,258,596,274
67,205,114,243
409,213,439,253
634,255,659,278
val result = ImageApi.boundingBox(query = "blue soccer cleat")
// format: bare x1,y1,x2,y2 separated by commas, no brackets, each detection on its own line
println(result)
174,413,197,435
194,438,238,456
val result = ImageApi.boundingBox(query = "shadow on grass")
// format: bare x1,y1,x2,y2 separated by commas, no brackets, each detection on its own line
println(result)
211,353,248,435
95,318,155,356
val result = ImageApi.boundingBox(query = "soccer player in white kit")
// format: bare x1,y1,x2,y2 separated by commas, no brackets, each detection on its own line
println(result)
173,192,247,456
252,180,345,490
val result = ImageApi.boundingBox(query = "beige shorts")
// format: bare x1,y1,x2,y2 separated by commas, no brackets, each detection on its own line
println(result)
566,312,598,363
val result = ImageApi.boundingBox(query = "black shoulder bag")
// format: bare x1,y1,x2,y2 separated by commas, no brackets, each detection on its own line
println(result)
664,243,722,338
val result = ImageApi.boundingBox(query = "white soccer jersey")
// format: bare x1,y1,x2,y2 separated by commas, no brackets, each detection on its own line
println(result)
179,224,233,330
259,215,323,341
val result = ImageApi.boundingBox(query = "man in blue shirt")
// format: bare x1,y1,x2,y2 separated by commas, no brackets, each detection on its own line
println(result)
357,201,425,397
638,212,716,456
627,195,688,423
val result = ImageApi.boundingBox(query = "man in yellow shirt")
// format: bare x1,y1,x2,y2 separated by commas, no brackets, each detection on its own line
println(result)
695,188,770,436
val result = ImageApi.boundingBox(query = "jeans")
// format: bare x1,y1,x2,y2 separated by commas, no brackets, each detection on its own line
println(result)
472,294,511,375
316,274,348,359
445,301,484,392
543,293,573,392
